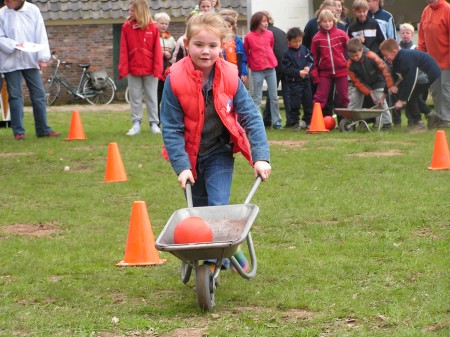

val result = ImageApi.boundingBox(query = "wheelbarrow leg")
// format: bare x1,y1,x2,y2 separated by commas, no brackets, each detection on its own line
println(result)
230,232,257,280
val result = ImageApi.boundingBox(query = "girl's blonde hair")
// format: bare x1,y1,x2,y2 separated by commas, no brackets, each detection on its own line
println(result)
155,12,170,23
399,23,414,34
315,0,337,17
186,12,227,42
318,9,337,27
129,0,153,28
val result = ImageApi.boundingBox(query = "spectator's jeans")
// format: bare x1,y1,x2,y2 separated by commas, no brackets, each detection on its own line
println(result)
190,145,234,207
128,74,159,125
263,72,290,126
251,68,282,126
4,69,51,136
430,69,450,122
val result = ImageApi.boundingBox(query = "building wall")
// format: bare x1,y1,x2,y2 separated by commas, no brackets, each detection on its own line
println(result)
41,24,115,104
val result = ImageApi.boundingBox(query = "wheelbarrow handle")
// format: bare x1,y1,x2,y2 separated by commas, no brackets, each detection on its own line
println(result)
186,176,262,207
244,176,263,204
185,182,194,208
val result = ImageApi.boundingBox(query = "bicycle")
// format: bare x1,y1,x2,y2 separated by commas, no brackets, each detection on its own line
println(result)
45,52,116,106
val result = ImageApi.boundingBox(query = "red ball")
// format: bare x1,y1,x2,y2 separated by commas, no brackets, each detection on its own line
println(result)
173,216,213,244
323,116,336,130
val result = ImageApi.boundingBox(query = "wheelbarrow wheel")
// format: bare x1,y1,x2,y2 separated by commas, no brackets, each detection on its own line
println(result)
180,261,192,284
195,264,215,311
339,118,355,132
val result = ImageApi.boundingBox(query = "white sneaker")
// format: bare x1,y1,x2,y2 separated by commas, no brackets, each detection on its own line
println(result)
150,123,161,134
126,124,140,136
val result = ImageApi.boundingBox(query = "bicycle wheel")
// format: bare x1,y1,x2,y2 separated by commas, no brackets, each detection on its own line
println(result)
195,264,215,311
82,77,115,105
44,79,60,106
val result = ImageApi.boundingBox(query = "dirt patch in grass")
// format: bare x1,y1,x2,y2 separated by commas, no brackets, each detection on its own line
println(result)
348,149,403,157
161,328,206,337
269,140,308,148
0,152,33,158
2,222,62,237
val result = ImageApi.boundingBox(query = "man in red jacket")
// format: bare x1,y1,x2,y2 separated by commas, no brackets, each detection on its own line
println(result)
418,0,450,128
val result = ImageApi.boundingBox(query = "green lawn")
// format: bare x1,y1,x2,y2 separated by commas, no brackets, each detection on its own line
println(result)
0,105,448,337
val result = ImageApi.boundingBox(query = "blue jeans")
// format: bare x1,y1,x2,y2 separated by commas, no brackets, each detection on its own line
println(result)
4,69,52,136
251,68,282,126
190,144,234,207
190,145,234,269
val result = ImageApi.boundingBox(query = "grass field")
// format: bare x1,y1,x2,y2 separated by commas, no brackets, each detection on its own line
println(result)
0,104,448,337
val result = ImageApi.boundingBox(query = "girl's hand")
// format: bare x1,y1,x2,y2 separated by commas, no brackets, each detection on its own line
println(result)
253,161,271,181
178,169,195,189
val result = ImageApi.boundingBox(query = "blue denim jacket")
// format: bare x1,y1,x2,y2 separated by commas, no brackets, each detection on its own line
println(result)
161,67,270,175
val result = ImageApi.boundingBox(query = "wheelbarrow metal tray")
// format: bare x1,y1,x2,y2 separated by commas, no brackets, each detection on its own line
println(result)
335,108,387,121
155,203,259,261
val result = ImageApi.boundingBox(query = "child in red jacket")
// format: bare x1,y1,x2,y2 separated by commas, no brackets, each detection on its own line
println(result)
118,0,163,136
311,9,349,112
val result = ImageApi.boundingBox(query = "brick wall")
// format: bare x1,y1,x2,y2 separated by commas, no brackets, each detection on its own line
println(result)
39,24,115,104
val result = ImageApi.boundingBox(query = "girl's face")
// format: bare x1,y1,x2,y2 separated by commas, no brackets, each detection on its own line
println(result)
186,28,222,74
128,4,135,21
199,1,212,12
335,2,342,17
210,0,217,7
320,18,334,31
258,17,269,32
400,29,413,43
157,19,169,33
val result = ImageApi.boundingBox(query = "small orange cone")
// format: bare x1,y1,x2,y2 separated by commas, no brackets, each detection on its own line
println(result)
307,102,329,133
104,142,128,182
65,110,86,140
117,201,166,266
428,130,450,170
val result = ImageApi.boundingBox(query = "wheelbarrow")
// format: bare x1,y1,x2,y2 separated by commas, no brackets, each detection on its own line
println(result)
155,177,262,311
335,106,395,132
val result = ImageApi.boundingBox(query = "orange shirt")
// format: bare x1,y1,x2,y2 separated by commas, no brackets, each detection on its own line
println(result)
223,39,238,67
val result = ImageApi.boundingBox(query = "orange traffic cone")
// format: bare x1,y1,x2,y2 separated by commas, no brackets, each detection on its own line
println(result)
307,102,329,133
65,110,86,140
117,201,166,266
428,130,450,170
104,142,128,182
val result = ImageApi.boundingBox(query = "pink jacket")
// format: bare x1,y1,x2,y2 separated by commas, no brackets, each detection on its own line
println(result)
118,20,163,79
244,29,278,71
310,27,349,83
417,0,450,70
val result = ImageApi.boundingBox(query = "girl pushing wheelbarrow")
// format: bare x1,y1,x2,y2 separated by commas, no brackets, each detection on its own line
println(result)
158,12,271,310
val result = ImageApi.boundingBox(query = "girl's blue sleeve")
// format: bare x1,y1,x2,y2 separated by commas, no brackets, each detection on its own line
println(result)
233,80,270,162
160,76,191,174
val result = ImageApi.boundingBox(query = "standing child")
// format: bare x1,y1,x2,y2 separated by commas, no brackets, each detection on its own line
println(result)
155,12,176,117
368,0,397,40
221,15,248,83
380,39,441,130
347,0,385,56
310,10,349,112
347,38,393,129
192,0,213,14
396,23,439,128
281,27,313,130
244,11,283,129
160,13,271,271
118,0,163,135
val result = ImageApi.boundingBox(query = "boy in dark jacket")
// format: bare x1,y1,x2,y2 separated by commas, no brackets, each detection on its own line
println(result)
347,38,393,129
380,39,441,130
347,0,385,56
281,27,314,130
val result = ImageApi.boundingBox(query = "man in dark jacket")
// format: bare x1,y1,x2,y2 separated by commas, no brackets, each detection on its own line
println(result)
262,12,290,127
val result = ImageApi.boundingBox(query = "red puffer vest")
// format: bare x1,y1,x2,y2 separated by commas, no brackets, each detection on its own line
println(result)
163,56,252,178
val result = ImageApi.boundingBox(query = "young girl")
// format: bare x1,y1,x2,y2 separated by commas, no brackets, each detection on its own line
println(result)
193,0,220,13
161,13,271,271
244,11,283,129
310,9,349,111
221,15,248,83
118,0,163,135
